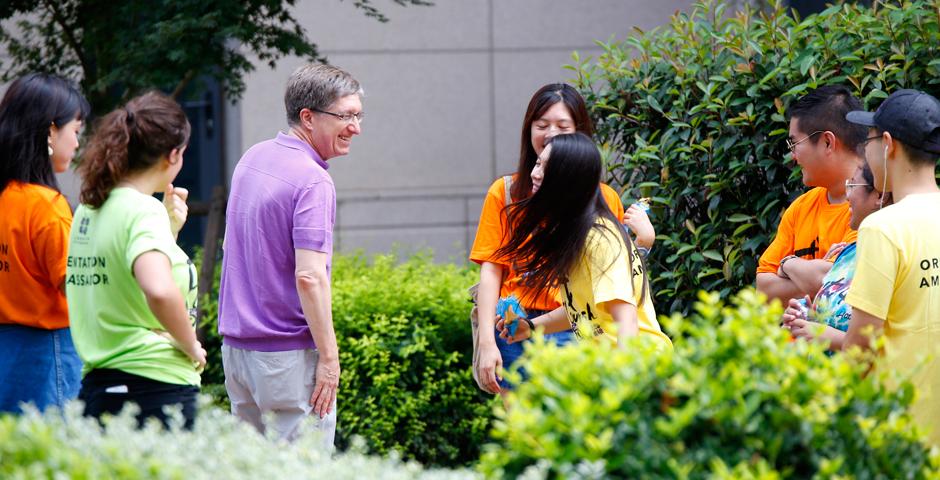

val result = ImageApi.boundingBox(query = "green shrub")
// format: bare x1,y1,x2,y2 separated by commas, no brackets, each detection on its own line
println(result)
572,0,940,315
196,250,492,467
0,403,476,479
478,289,938,478
330,252,492,466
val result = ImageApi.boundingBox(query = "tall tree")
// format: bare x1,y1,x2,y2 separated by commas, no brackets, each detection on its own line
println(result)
0,0,430,113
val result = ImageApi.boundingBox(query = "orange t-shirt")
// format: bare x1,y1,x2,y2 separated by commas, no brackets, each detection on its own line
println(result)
0,181,71,329
469,175,626,311
757,187,856,274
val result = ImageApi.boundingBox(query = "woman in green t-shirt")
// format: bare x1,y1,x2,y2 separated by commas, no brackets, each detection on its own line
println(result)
67,92,206,429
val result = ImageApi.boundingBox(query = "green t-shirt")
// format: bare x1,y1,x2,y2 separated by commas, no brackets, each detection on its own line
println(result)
67,188,200,386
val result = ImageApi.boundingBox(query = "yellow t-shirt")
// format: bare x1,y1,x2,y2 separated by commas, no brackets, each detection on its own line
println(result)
846,192,940,446
560,217,672,349
469,175,625,310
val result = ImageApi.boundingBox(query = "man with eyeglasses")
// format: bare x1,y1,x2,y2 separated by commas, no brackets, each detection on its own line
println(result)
756,85,867,305
218,64,364,446
843,89,940,447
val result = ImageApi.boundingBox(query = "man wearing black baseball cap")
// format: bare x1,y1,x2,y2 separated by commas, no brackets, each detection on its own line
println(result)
842,88,940,447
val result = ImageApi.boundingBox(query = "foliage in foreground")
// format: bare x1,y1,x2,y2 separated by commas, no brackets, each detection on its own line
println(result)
574,0,940,315
0,403,474,479
197,250,493,467
480,290,939,479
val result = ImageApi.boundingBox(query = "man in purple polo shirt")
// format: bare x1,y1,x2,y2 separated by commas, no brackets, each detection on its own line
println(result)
218,64,363,445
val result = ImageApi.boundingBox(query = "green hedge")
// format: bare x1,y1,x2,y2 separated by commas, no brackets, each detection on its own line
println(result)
572,0,940,314
0,404,475,479
197,250,492,467
479,289,939,478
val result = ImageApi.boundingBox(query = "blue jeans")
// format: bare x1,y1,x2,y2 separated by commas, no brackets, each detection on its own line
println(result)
496,309,575,389
0,324,82,413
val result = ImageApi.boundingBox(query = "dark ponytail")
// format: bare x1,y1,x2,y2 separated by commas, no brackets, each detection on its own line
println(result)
79,92,190,208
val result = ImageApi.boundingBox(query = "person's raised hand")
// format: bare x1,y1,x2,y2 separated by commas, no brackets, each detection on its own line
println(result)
623,204,655,248
163,183,189,237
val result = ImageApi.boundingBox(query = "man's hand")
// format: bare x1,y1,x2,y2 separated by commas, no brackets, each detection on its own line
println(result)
163,183,189,237
823,242,848,261
310,356,340,418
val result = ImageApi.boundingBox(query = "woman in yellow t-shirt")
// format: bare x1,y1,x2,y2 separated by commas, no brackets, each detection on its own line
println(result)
496,132,672,350
469,84,655,395
0,73,89,413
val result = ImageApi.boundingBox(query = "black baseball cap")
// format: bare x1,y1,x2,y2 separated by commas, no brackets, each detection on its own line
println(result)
845,89,940,155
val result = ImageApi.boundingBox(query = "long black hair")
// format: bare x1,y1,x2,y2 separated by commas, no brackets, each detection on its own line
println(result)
0,73,90,194
511,83,594,202
495,132,647,304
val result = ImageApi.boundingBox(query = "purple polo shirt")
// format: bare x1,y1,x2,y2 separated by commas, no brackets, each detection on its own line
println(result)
218,132,335,351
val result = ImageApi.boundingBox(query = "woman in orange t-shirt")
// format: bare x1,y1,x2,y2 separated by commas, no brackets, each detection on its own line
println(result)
0,73,89,413
469,83,655,395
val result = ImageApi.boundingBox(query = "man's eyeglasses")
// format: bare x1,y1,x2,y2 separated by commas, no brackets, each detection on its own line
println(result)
862,134,882,146
786,131,824,152
845,179,870,191
312,108,364,124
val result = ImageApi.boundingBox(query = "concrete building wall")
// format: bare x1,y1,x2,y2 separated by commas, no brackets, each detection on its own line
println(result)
232,0,694,261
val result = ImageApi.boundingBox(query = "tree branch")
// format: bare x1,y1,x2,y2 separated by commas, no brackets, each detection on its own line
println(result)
171,69,197,100
40,0,89,78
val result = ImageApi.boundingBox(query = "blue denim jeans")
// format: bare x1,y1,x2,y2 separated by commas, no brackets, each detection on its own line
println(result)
495,309,575,389
0,324,82,413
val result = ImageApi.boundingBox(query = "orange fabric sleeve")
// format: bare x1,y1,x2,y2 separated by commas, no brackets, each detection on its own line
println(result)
600,183,625,222
469,177,509,266
32,198,72,288
757,200,797,274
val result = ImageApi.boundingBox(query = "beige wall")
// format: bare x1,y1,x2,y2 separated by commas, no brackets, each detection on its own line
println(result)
236,0,696,260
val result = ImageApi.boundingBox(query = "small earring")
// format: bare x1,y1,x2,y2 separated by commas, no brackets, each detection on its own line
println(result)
48,143,54,157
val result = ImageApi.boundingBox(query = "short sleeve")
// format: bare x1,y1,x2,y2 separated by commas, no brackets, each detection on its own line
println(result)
293,181,336,253
757,201,798,273
845,226,898,319
31,194,72,287
600,183,626,222
126,200,176,270
469,178,510,265
589,225,636,309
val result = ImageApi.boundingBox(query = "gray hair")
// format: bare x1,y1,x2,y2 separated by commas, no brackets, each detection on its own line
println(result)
284,64,363,126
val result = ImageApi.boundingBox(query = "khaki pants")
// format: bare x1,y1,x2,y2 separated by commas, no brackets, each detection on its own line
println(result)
222,345,336,447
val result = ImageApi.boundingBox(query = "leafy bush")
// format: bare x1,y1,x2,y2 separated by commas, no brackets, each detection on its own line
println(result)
197,250,492,467
572,0,940,314
479,289,939,478
0,403,475,479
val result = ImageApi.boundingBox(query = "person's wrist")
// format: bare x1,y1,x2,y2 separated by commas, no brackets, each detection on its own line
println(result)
635,234,654,249
779,255,797,278
523,316,536,335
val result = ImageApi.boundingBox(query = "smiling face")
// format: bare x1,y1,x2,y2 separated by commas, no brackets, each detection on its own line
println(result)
846,166,881,230
308,94,362,160
530,102,575,157
48,118,82,173
530,143,551,194
787,117,828,187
